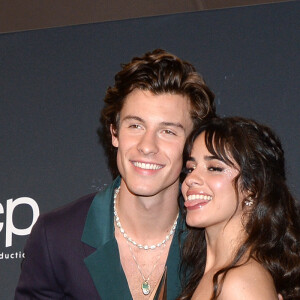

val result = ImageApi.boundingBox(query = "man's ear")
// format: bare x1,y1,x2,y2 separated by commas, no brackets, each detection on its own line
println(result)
110,124,119,147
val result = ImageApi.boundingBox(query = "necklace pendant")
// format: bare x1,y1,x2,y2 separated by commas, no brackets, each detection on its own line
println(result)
142,280,151,295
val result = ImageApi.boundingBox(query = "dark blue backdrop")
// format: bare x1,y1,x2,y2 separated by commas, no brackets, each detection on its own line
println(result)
0,1,299,298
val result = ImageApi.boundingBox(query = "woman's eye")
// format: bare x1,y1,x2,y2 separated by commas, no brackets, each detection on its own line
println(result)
208,166,223,172
184,165,196,174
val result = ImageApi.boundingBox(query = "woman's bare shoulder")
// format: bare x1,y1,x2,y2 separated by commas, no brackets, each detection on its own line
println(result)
218,259,278,300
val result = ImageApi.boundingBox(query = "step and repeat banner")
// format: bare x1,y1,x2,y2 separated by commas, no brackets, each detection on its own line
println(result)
1,1,299,298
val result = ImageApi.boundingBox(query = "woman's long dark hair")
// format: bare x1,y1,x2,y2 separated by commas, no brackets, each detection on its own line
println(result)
178,117,300,300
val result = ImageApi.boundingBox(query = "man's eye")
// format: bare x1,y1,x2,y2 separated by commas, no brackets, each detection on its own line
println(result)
162,129,176,135
129,124,141,129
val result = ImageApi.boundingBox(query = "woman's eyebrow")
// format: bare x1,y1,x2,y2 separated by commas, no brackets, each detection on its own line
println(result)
186,157,196,162
204,155,219,161
204,155,227,163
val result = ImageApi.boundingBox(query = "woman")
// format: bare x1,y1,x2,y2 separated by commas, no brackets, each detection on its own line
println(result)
178,117,300,300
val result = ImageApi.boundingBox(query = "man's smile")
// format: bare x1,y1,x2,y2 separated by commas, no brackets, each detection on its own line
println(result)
131,161,164,170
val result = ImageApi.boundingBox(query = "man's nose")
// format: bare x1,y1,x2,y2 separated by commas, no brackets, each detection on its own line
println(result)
137,130,159,155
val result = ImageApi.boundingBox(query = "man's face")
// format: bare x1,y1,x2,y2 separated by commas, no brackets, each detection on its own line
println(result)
111,89,193,198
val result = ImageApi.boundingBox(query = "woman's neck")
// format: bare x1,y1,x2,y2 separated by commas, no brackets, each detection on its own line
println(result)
204,216,247,272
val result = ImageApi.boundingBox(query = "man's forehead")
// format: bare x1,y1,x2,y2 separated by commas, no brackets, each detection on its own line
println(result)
121,114,186,129
120,90,192,120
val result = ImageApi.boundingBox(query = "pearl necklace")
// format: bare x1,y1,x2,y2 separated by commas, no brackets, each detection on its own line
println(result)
113,186,179,250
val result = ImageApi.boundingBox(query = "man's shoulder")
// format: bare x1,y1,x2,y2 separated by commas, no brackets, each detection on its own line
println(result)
37,192,98,233
50,192,97,216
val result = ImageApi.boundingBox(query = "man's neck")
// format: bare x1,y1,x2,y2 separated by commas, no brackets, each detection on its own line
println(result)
114,179,180,300
115,179,180,244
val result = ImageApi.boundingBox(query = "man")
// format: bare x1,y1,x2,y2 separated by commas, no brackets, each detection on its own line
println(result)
15,49,215,299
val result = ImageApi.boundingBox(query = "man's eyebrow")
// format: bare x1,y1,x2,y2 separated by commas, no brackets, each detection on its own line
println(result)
121,116,184,130
161,122,184,130
122,115,144,123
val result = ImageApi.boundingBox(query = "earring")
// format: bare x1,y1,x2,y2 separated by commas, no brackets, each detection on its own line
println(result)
244,197,254,207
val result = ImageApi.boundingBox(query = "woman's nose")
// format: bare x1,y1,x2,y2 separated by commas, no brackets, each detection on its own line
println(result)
184,169,204,187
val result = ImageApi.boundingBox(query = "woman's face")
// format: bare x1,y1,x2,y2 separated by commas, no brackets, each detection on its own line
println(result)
181,132,244,230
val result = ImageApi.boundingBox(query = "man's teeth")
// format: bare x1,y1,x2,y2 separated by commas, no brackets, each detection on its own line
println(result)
133,162,163,170
187,194,212,201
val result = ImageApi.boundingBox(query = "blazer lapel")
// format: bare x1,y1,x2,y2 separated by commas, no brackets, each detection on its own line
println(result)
81,177,132,299
165,215,185,299
84,238,132,299
81,177,184,299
